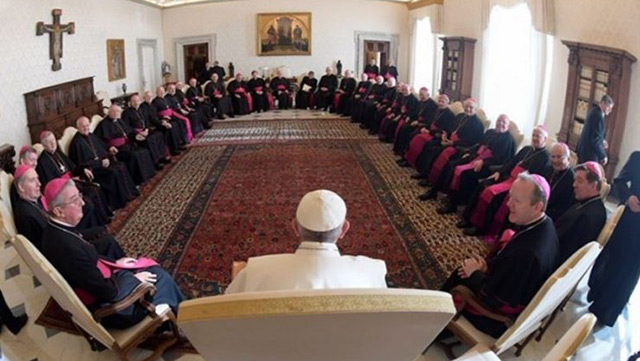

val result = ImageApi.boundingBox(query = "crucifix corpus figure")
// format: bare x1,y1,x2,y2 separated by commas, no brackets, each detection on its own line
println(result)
37,9,75,71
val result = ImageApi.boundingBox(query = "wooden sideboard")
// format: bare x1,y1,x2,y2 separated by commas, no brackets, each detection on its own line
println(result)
24,77,104,144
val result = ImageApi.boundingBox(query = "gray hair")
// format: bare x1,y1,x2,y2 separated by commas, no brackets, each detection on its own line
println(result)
48,179,77,213
298,223,343,244
517,172,548,211
600,94,614,106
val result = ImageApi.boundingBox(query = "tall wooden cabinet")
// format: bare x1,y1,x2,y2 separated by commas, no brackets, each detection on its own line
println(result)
24,77,104,144
439,37,476,102
558,41,636,179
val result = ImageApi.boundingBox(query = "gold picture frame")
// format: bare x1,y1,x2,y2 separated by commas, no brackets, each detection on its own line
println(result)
106,39,126,81
257,12,311,56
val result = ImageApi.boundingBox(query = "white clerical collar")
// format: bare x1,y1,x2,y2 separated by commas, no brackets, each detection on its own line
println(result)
296,241,340,255
50,218,76,228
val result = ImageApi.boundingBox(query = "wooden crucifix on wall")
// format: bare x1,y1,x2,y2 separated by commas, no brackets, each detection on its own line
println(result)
37,9,75,71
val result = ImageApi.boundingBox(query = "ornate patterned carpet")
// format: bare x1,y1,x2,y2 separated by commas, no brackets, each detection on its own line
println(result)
37,116,488,337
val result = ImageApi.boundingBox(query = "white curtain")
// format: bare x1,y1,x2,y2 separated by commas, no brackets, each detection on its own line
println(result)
410,17,436,92
479,2,553,137
482,0,555,35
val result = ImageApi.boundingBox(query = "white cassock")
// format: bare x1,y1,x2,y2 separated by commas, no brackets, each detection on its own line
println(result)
225,241,387,294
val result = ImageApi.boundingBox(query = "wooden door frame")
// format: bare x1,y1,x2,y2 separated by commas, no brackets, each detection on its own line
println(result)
354,31,399,78
174,34,216,82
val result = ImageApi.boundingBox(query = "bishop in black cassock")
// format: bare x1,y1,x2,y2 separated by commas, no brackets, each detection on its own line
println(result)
204,74,234,119
544,143,576,222
589,151,640,326
41,180,183,329
122,94,169,167
334,72,357,115
142,90,185,155
95,107,156,185
227,74,252,115
269,74,292,109
345,74,372,117
247,72,269,112
185,79,214,128
458,127,551,236
69,117,138,210
315,68,338,111
555,163,606,263
393,89,437,155
576,98,612,164
36,132,111,226
442,174,558,337
295,72,318,110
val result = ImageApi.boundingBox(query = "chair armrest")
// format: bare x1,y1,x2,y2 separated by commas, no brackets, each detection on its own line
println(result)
93,282,157,323
450,286,514,328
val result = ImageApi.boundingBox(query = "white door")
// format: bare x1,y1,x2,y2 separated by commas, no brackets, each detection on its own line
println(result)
141,46,157,92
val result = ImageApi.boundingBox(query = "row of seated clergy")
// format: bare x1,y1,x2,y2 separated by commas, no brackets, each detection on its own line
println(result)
346,80,613,336
38,177,185,329
11,165,125,257
226,189,388,293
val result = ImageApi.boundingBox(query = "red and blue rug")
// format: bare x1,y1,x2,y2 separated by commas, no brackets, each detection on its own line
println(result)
37,118,487,341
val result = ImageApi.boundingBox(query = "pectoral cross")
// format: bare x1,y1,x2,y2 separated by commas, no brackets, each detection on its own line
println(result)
37,9,75,71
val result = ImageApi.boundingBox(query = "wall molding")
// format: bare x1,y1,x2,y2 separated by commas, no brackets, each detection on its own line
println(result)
407,0,443,10
354,31,399,77
173,34,217,82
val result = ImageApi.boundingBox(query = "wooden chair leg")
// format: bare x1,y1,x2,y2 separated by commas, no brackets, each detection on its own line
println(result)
514,331,538,357
536,312,558,342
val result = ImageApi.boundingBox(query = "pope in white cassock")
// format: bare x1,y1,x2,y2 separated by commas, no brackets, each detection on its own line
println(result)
225,189,388,293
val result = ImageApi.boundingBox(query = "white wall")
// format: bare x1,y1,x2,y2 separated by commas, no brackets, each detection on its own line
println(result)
0,0,163,148
162,0,410,81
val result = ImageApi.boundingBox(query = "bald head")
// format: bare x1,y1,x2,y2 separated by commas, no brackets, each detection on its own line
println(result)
156,86,166,97
107,105,121,119
143,90,153,103
76,116,91,135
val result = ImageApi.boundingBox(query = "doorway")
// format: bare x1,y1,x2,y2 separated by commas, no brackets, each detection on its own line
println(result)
364,40,391,70
183,43,209,82
137,39,159,92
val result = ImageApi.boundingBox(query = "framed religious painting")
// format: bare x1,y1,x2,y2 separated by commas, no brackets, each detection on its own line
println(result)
106,39,126,81
257,12,312,56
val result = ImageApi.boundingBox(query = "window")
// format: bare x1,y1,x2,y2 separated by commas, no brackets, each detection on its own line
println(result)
480,3,552,137
410,17,441,94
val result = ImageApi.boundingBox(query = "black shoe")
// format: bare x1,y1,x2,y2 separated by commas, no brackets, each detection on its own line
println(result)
463,227,479,236
5,314,28,335
456,219,470,228
359,124,368,129
437,203,456,215
418,179,430,187
424,189,438,200
410,174,422,180
398,161,410,168
155,163,164,171
418,191,435,201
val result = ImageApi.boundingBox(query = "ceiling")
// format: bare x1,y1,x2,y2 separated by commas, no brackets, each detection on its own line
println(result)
130,0,417,9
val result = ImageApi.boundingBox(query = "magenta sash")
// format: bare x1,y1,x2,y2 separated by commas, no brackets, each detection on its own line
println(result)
469,165,525,229
75,257,160,306
159,109,193,142
277,85,287,91
367,73,377,79
428,146,458,184
450,132,460,143
333,93,342,110
106,137,127,148
267,93,275,110
358,87,368,93
254,86,263,92
213,90,221,96
393,118,406,142
450,146,494,191
405,133,433,166
488,196,511,239
236,88,253,112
